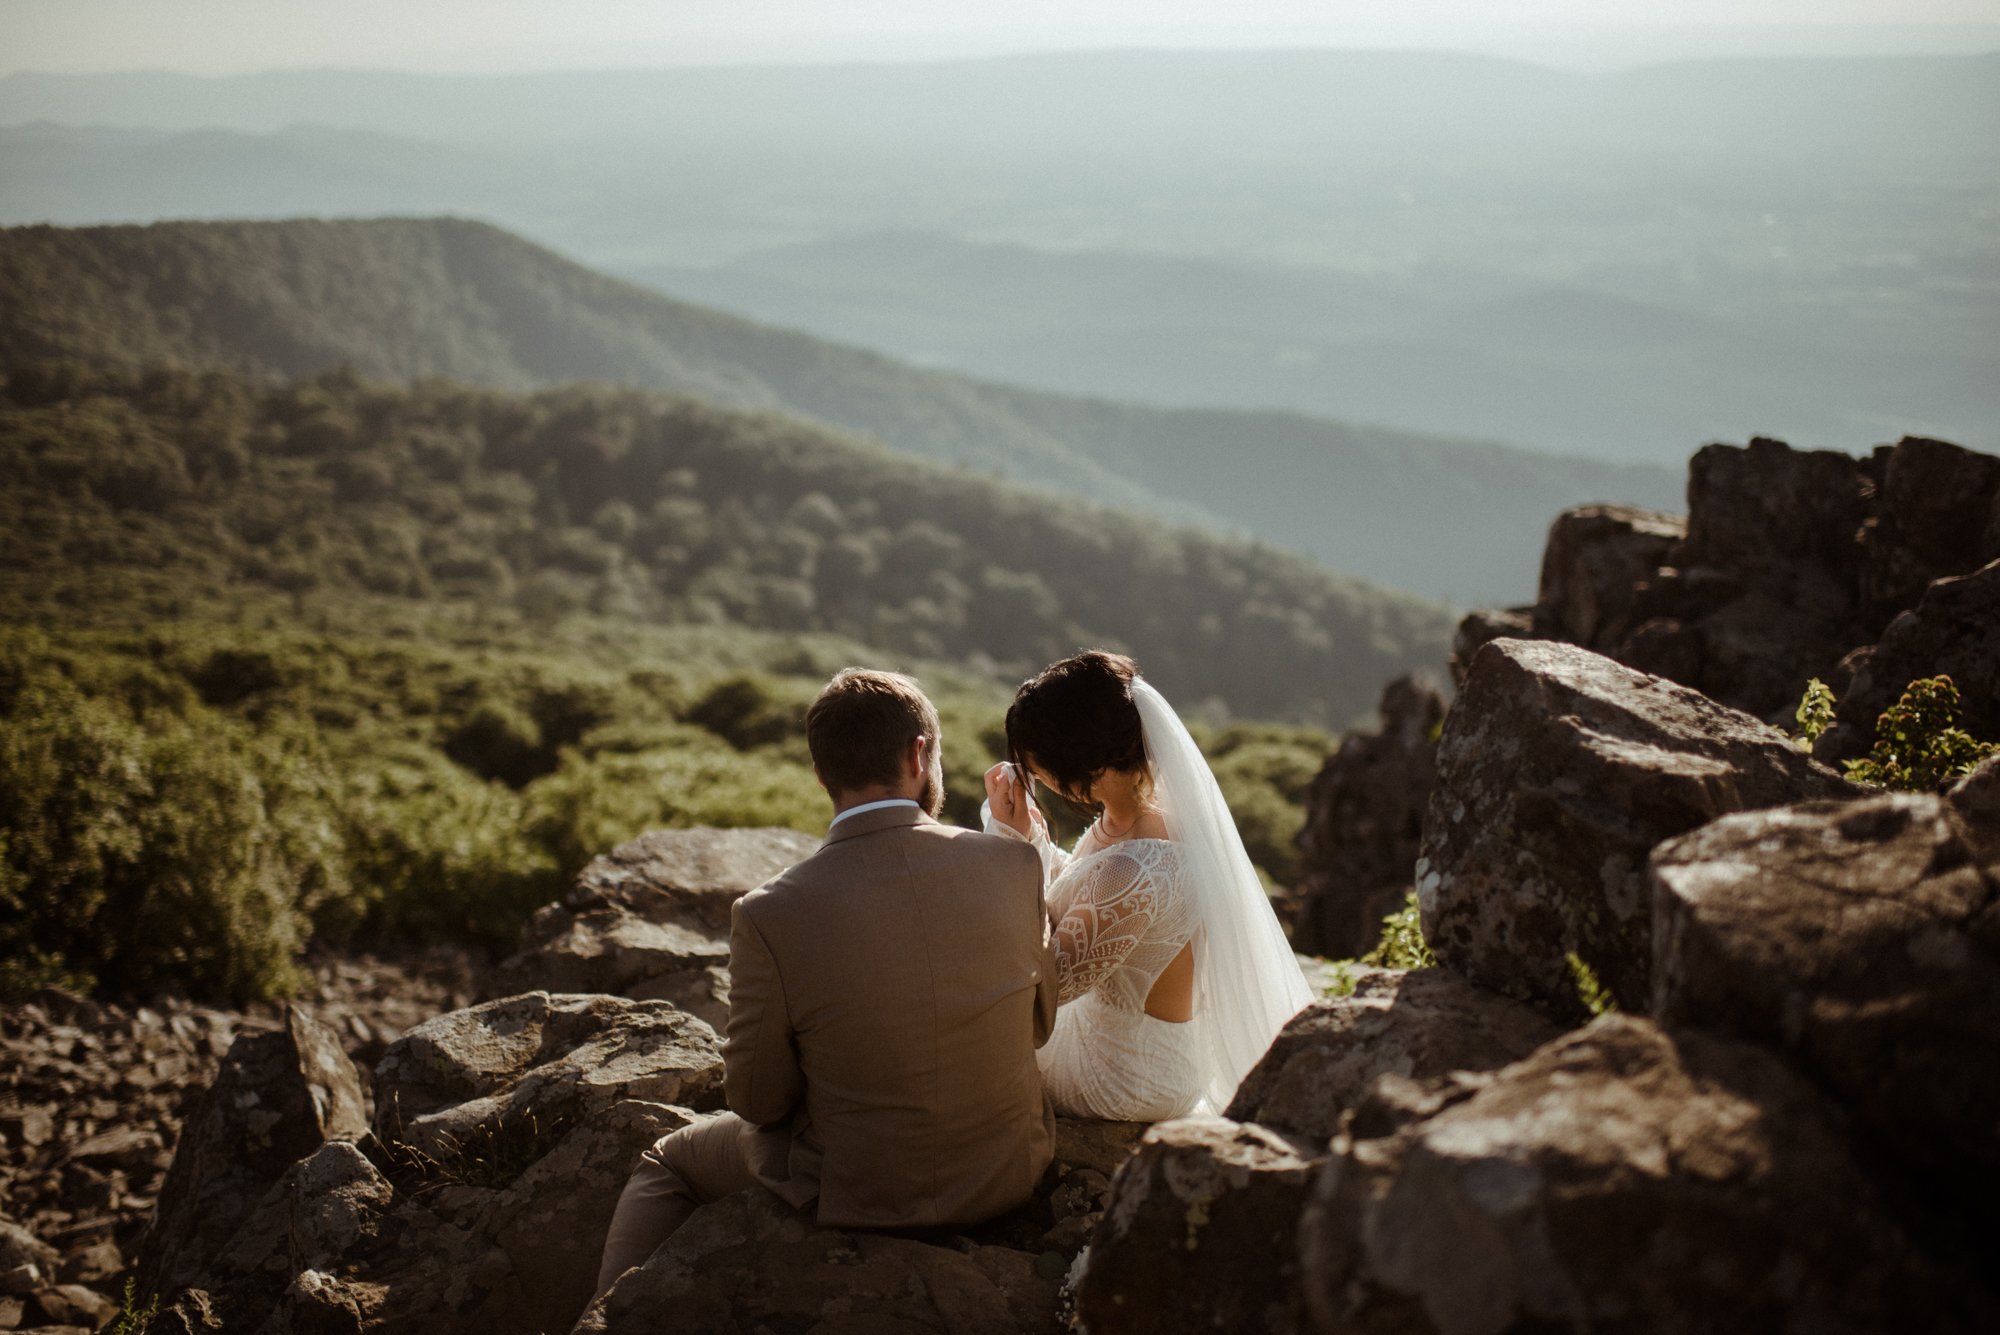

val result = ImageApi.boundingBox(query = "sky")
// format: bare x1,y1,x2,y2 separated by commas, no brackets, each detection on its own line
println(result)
4,0,2000,75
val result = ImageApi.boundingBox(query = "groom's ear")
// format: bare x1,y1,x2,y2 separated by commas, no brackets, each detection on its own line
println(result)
811,766,829,794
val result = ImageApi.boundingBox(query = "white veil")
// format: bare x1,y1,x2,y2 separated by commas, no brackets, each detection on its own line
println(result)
1133,677,1314,1112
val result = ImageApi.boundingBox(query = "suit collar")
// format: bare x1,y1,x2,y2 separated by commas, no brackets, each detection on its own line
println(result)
822,803,934,846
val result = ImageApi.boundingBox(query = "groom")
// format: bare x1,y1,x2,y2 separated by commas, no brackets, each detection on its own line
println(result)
594,667,1059,1294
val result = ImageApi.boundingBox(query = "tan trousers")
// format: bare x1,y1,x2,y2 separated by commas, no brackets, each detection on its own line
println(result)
594,1111,814,1297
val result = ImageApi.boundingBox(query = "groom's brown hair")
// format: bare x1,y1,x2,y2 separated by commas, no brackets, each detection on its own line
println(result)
806,668,941,796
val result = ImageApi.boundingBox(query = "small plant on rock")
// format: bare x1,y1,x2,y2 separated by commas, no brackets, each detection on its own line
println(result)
1362,891,1436,970
1846,675,1997,792
1792,677,1836,750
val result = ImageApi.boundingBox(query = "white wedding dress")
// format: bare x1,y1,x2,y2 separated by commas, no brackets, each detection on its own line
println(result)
984,679,1314,1122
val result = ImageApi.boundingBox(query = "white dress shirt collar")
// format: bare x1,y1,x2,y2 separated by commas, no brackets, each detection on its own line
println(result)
827,797,920,831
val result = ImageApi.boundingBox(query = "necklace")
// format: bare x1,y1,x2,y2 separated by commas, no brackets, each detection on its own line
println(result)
1096,805,1155,840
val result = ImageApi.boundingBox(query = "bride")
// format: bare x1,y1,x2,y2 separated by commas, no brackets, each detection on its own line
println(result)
982,651,1312,1121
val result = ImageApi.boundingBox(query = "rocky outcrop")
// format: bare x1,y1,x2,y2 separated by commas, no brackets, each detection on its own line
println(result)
1298,1015,1994,1335
372,990,723,1163
1072,1117,1319,1335
1459,435,2000,724
1288,675,1446,956
143,992,722,1335
0,951,483,1332
1817,557,2000,764
1225,968,1561,1145
137,1007,367,1299
486,827,816,1023
1418,637,1855,1018
1535,503,1688,650
572,1113,1143,1334
1651,783,2000,1221
577,1187,1064,1335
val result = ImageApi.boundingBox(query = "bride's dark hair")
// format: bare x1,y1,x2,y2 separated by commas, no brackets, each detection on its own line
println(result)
1006,650,1148,819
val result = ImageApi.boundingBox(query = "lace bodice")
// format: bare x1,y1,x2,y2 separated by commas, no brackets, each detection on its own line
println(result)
982,808,1198,1014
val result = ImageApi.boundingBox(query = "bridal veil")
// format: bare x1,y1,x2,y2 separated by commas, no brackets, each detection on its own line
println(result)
1132,678,1314,1111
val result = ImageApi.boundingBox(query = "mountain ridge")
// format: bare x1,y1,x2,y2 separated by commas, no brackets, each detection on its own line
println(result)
0,215,1684,604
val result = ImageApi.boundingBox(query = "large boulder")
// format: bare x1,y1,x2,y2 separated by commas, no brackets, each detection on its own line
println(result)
487,827,816,1018
1857,435,2000,623
137,1007,368,1297
372,991,723,1158
1298,1015,1995,1335
1650,785,2000,1221
1071,1117,1319,1335
1225,969,1561,1145
575,1188,1064,1335
1535,503,1686,649
1289,675,1447,956
1418,638,1856,1018
1817,558,2000,764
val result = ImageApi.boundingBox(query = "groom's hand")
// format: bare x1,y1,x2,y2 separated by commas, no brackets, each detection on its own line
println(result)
983,762,1037,837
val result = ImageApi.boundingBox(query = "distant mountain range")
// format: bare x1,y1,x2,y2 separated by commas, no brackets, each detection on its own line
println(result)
1,51,1992,471
0,216,1683,604
622,231,1997,468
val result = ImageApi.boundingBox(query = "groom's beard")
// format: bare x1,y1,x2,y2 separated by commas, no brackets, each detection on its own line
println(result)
919,749,946,817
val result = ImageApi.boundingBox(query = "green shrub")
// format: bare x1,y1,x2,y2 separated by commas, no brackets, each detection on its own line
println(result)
333,740,558,945
1845,675,1997,791
1361,891,1436,970
1797,674,1997,791
524,744,825,875
0,676,343,1004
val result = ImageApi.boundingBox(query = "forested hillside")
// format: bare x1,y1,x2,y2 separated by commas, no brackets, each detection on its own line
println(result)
0,361,1446,725
0,359,1384,1000
0,217,1680,604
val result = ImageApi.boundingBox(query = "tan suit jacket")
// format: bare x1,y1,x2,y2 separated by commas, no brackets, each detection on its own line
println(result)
723,804,1060,1230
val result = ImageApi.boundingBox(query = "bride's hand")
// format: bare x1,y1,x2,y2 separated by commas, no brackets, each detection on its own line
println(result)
983,761,1037,837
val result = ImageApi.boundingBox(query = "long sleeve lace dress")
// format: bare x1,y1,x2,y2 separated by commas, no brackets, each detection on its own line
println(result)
983,810,1206,1121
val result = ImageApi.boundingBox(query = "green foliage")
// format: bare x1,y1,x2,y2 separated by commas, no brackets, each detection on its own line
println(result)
1361,891,1436,970
524,742,826,876
1844,675,1997,792
107,1279,162,1335
1201,724,1330,890
0,362,1446,727
1792,677,1836,749
1565,952,1618,1016
0,356,1371,1001
0,645,343,1003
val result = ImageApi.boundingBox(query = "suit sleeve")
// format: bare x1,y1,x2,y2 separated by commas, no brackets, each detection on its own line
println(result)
723,895,805,1127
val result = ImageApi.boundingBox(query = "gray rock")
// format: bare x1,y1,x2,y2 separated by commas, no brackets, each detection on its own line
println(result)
1298,1015,1996,1335
1290,675,1446,957
1225,969,1561,1145
1073,1116,1319,1335
1949,754,2000,863
371,1098,692,1335
0,1217,58,1294
488,827,815,1003
1419,638,1856,1018
1448,607,1539,687
1536,503,1686,649
575,1187,1062,1335
170,993,714,1334
372,991,723,1159
1651,789,2000,1220
137,1008,367,1297
139,1288,224,1334
252,1269,381,1335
